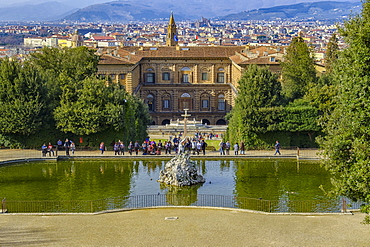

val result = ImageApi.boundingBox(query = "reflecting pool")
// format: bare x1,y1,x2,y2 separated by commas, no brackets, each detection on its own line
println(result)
0,159,332,202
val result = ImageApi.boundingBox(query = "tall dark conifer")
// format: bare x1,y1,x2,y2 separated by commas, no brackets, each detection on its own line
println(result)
227,65,281,147
325,34,339,74
281,36,317,101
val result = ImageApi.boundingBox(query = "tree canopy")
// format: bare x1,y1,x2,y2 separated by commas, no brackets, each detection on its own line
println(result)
0,47,150,147
281,36,317,101
227,54,320,149
319,0,370,223
0,59,48,135
226,65,282,148
325,34,339,74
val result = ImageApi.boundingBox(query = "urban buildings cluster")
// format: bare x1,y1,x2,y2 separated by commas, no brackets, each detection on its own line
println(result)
0,17,344,64
0,16,340,125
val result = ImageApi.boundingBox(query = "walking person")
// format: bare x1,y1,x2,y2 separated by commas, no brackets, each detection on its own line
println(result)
128,141,134,155
157,140,163,155
142,141,148,155
114,142,120,155
274,140,281,155
57,139,63,151
165,141,172,154
192,139,197,155
219,141,225,155
134,141,140,155
70,141,76,155
196,140,202,155
234,142,239,155
119,141,125,155
64,139,71,155
225,141,231,155
240,142,245,155
100,142,105,155
201,140,207,155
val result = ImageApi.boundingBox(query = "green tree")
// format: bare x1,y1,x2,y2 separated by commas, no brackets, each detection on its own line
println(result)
325,34,339,74
0,59,48,135
54,77,150,142
278,100,320,142
281,36,317,101
54,77,109,135
0,46,150,147
319,0,370,223
29,46,100,109
227,65,281,147
305,73,337,129
29,46,99,82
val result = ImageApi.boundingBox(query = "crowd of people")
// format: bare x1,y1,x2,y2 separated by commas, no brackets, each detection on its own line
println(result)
99,136,209,156
41,139,75,156
218,140,246,155
162,136,208,156
41,136,281,156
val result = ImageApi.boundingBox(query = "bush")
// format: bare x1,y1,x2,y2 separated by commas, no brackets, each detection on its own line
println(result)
0,134,23,148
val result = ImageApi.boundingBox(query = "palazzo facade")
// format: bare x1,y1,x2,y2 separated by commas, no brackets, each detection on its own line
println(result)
97,14,283,125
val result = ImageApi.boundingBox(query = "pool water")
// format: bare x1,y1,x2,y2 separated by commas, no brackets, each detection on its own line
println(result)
0,159,332,202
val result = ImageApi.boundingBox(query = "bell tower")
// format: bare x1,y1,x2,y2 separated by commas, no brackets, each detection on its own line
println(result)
71,30,83,48
166,12,178,46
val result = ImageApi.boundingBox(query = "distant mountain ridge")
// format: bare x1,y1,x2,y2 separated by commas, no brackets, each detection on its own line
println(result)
0,0,362,22
218,1,361,20
63,0,361,22
0,1,77,21
63,1,174,22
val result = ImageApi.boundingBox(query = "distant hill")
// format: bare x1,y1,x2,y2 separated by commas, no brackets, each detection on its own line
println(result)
63,1,175,22
0,1,77,21
0,0,361,22
218,1,361,21
63,0,361,23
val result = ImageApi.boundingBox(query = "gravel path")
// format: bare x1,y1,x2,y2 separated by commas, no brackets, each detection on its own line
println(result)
1,208,369,246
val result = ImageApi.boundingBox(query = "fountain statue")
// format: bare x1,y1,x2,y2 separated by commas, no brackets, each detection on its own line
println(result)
158,152,205,186
158,109,205,186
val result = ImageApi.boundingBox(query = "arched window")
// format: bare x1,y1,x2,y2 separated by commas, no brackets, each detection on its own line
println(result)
202,119,210,125
217,68,225,83
218,94,225,111
181,93,191,97
147,94,155,112
216,119,227,125
181,67,191,83
162,119,171,125
180,92,192,110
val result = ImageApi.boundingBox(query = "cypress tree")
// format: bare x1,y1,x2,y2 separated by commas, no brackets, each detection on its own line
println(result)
281,36,317,101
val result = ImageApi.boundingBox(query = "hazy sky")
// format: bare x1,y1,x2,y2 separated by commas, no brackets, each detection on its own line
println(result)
0,0,358,9
0,0,109,8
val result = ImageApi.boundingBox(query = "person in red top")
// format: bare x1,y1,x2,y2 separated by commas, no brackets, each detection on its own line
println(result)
47,142,54,156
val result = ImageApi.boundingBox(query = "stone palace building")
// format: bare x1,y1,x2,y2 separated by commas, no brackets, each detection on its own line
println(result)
97,13,284,125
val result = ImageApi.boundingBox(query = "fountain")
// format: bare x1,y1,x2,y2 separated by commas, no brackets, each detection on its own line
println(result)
158,109,205,186
158,152,205,186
